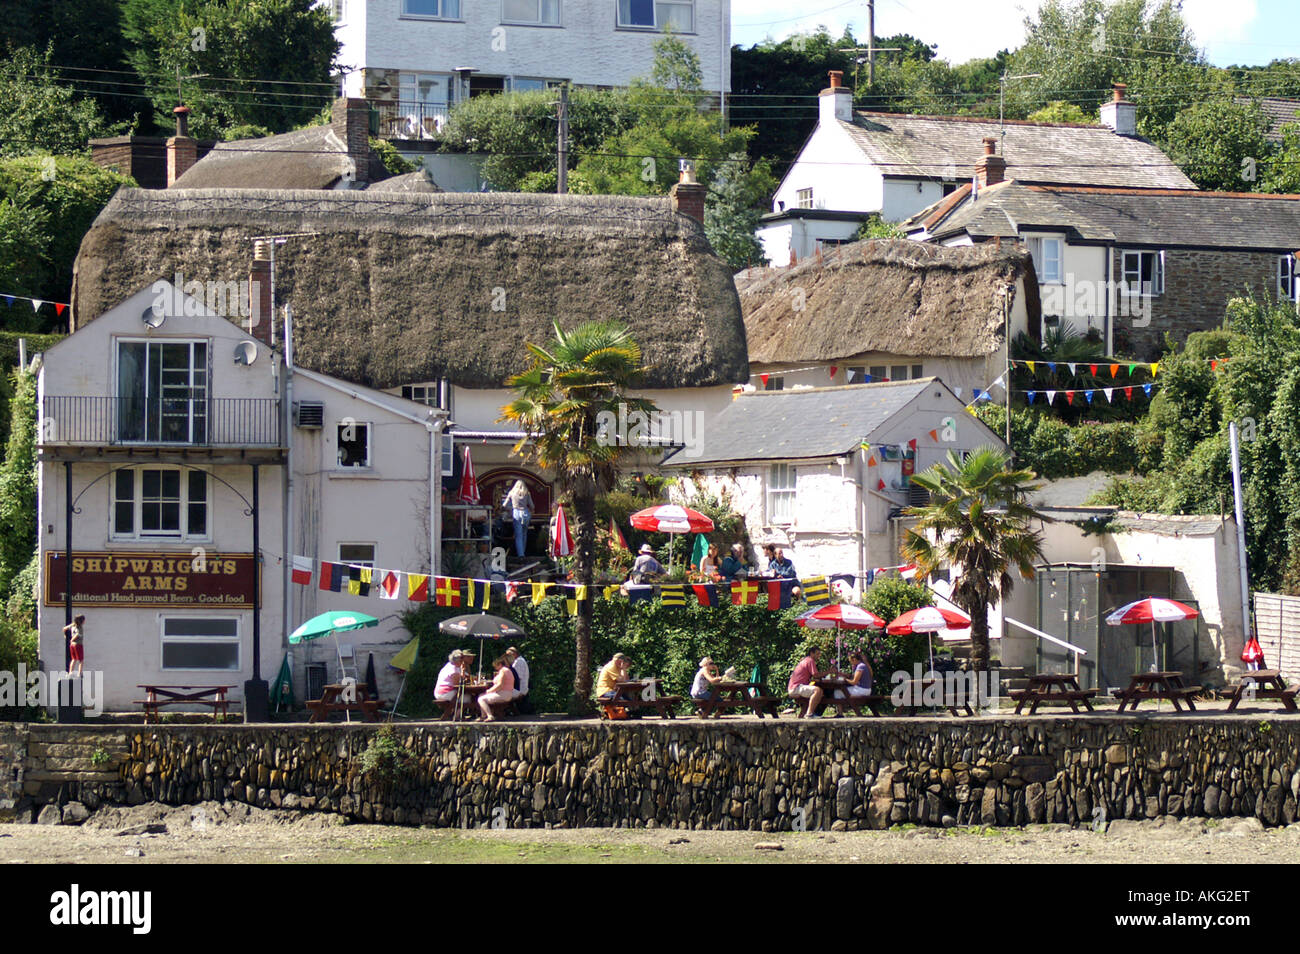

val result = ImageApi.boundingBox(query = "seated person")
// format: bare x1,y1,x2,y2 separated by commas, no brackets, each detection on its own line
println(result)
434,650,468,714
698,543,720,580
719,543,750,580
595,653,631,701
478,655,517,722
769,546,797,580
761,544,778,576
690,656,725,703
630,544,665,583
787,646,826,718
505,646,530,701
836,651,874,698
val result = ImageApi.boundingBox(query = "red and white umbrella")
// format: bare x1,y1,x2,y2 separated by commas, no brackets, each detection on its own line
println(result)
629,505,715,534
887,606,971,672
798,604,885,669
457,446,480,505
629,505,714,566
1106,597,1198,672
551,503,573,558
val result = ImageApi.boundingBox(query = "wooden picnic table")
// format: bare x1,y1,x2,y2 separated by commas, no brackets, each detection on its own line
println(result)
694,680,781,719
307,682,383,723
1113,671,1200,712
438,681,489,721
893,676,977,717
135,685,232,723
605,679,681,719
811,676,888,717
1224,669,1297,712
1009,673,1099,715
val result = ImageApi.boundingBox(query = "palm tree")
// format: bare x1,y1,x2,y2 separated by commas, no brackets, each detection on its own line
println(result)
500,321,657,713
901,448,1046,673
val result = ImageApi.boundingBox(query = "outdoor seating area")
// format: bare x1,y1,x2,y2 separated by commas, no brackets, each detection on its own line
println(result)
135,685,233,723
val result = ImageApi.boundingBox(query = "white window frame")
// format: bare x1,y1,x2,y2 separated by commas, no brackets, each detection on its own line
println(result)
1121,250,1164,297
767,463,797,526
401,0,462,19
110,466,212,542
337,421,372,469
795,188,813,210
115,337,210,445
441,433,455,477
338,543,376,567
502,0,560,26
160,617,241,672
1279,254,1298,303
617,0,694,32
1027,235,1064,284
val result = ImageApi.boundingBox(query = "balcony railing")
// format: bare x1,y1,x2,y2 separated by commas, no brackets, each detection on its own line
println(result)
42,396,282,447
374,101,450,140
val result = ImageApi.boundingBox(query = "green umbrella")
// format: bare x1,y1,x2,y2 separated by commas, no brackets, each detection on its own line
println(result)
289,611,379,713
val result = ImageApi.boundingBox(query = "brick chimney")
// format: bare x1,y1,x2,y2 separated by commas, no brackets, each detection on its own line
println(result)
248,242,274,347
670,161,707,225
330,96,372,187
1099,82,1137,136
819,69,854,125
165,105,197,187
975,136,1006,189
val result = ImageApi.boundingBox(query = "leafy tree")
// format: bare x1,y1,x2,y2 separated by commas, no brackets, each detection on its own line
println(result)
1262,122,1300,194
901,448,1045,672
0,46,124,157
0,371,37,604
0,155,134,320
1162,99,1273,191
500,322,657,711
369,137,417,177
1027,101,1090,124
854,213,904,241
122,0,338,138
703,153,774,270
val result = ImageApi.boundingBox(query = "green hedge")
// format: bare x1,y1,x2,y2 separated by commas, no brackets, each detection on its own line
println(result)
977,405,1158,479
398,580,935,716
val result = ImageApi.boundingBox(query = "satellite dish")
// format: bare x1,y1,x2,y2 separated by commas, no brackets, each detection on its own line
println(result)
233,340,258,365
141,307,165,329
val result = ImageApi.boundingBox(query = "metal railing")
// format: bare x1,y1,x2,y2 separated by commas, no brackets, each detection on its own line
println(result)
42,396,282,447
374,101,450,140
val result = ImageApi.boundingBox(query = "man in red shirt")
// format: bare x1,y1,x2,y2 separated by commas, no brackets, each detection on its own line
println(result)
788,646,826,718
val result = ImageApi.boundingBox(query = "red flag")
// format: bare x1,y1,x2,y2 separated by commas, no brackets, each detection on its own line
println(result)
759,373,769,387
608,517,628,552
54,303,67,318
1124,387,1133,400
407,574,429,602
907,438,917,451
1089,364,1097,376
829,366,838,378
457,447,480,505
877,478,886,491
1211,359,1219,372
928,429,938,442
1065,391,1074,405
435,576,462,607
291,556,313,586
731,579,760,605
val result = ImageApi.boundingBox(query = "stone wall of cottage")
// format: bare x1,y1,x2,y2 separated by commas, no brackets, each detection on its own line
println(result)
3,720,1298,830
1112,248,1282,359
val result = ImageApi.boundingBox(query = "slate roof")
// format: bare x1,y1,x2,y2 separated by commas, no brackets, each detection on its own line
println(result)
664,379,944,467
839,112,1197,190
915,183,1300,252
1236,96,1300,143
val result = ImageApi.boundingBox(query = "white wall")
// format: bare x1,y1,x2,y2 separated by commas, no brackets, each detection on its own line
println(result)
771,124,881,216
756,218,864,267
882,178,949,223
338,0,730,94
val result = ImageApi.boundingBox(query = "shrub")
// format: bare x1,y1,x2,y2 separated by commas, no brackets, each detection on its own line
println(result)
358,725,411,787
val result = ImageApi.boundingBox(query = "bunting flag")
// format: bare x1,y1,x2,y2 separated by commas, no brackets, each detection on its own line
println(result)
846,369,857,382
434,576,462,607
732,579,760,605
505,581,521,603
660,584,688,607
1128,363,1137,376
1046,390,1057,405
1067,363,1077,375
377,569,401,600
55,302,67,318
30,299,43,312
973,389,983,402
347,565,372,597
867,453,878,466
318,561,345,592
764,579,794,610
531,582,553,606
907,438,917,451
564,584,589,616
759,373,769,387
291,555,313,586
830,573,857,597
1104,387,1114,403
829,365,838,379
1143,383,1153,396
1026,391,1037,404
898,564,920,580
1025,361,1036,373
1110,363,1120,378
954,388,962,399
1089,364,1098,376
465,579,491,610
407,573,429,602
877,478,886,491
928,428,938,442
1065,391,1074,405
1084,390,1094,404
0,296,12,307
1124,386,1133,400
691,583,719,607
1047,362,1057,373
1211,359,1218,372
801,576,830,606
626,584,653,604
603,584,623,601
608,518,628,552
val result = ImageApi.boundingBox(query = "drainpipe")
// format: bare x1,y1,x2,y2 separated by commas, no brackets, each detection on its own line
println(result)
280,304,295,705
857,444,870,594
1105,245,1114,355
429,418,446,576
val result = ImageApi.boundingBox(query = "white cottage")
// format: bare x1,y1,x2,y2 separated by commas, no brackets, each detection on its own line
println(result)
664,379,1006,584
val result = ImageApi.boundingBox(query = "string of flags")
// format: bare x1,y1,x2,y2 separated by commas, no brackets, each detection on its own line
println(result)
1022,383,1158,405
288,557,928,615
1010,359,1161,378
0,293,68,317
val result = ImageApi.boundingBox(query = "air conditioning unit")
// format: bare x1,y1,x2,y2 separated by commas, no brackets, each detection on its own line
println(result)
294,401,324,429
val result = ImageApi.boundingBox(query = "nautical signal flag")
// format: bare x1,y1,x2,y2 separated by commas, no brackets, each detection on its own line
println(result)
319,561,346,592
347,565,371,597
377,570,401,600
691,583,719,607
732,579,760,605
609,518,628,551
626,584,653,604
434,576,462,607
531,582,553,606
407,573,429,602
564,584,589,616
660,584,688,607
291,556,313,586
801,576,830,606
764,579,794,610
465,579,491,610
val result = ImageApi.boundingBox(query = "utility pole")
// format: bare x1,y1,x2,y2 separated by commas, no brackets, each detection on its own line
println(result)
557,83,569,195
867,0,876,87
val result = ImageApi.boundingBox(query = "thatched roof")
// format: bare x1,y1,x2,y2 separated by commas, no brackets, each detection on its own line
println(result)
737,239,1039,364
365,169,443,194
73,188,747,389
171,126,389,190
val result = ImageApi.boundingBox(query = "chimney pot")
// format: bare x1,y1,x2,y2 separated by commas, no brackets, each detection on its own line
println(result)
828,70,844,89
975,139,1006,189
173,104,191,139
1112,83,1127,102
982,136,997,156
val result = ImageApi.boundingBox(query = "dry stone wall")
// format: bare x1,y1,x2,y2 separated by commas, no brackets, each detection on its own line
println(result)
3,719,1299,830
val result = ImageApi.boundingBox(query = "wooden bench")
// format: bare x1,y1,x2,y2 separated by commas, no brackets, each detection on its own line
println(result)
135,685,232,723
787,692,889,717
1009,686,1099,715
693,682,782,719
307,683,383,723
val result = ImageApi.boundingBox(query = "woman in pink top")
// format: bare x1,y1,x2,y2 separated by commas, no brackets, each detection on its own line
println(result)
478,655,517,722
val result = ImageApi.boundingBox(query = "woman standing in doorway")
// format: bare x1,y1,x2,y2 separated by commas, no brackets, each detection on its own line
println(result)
504,480,534,557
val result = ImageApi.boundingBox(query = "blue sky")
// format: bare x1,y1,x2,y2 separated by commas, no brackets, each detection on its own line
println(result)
731,0,1300,68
